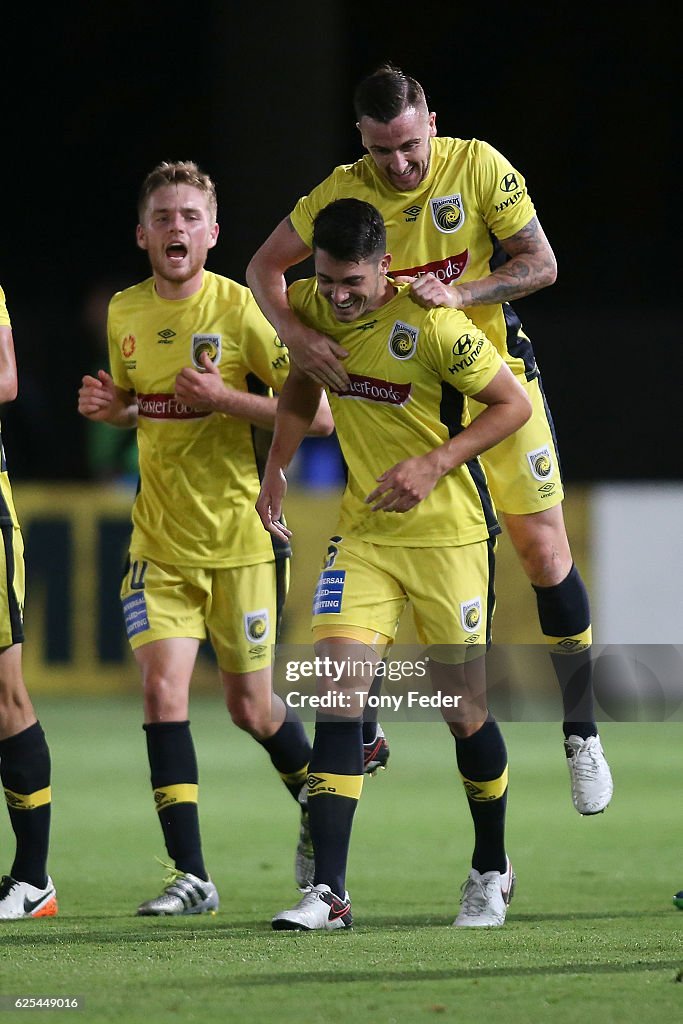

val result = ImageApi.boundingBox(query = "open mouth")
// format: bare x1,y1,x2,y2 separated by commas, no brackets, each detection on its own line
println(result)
166,242,187,261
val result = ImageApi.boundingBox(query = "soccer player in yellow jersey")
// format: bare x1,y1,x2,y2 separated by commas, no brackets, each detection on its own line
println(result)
0,286,57,920
257,198,532,929
78,161,334,916
247,63,613,816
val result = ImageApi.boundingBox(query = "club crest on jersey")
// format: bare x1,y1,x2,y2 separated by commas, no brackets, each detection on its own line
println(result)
388,321,418,360
460,597,482,633
430,193,465,234
526,445,554,481
244,609,270,643
191,333,222,370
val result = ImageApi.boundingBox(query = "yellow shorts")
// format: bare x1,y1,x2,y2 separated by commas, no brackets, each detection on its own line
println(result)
467,374,564,515
120,554,288,674
311,535,495,660
0,523,25,648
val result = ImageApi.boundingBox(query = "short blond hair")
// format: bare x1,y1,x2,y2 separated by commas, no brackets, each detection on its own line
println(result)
137,160,218,223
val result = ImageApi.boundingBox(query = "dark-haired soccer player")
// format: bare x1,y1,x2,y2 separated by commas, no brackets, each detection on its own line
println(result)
78,161,334,915
257,198,532,929
0,285,57,920
247,63,613,816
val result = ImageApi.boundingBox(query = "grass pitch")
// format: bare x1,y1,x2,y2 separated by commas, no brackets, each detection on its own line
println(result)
0,696,681,1023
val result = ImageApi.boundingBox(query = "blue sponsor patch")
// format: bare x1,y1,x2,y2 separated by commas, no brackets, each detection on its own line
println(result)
312,570,346,615
123,591,150,638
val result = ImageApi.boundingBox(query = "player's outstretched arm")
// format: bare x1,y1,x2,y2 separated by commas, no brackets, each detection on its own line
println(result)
367,364,531,513
77,369,137,427
247,217,350,393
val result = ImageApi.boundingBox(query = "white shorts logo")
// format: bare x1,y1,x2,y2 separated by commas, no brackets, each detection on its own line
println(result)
244,609,270,643
460,597,482,633
526,445,554,481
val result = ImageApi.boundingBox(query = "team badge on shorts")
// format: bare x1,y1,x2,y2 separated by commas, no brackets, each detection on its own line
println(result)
388,321,418,360
191,333,222,370
430,193,465,234
460,597,482,634
244,609,270,643
526,445,554,481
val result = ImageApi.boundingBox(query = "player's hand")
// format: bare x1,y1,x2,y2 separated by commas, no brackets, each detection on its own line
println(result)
78,369,118,420
409,273,461,309
174,352,224,410
256,465,292,541
286,324,350,394
365,452,442,512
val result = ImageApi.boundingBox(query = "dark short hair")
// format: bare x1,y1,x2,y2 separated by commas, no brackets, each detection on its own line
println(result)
353,62,428,123
312,199,386,263
137,160,218,222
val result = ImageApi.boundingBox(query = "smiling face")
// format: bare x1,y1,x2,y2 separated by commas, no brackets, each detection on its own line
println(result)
136,183,219,298
314,247,393,323
358,105,437,192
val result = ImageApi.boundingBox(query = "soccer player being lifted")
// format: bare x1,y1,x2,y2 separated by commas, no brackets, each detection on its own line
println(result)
256,198,532,929
248,63,613,816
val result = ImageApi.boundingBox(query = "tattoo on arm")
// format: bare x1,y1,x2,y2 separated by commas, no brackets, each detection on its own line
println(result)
455,217,558,307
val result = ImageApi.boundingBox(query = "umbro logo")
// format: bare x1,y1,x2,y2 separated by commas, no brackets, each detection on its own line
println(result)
355,320,378,331
158,329,176,344
403,205,422,220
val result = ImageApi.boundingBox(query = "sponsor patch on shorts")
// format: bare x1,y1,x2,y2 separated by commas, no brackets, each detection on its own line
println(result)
123,591,150,638
312,570,346,615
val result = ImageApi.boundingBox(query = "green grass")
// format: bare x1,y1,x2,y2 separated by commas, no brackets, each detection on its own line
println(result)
0,697,681,1023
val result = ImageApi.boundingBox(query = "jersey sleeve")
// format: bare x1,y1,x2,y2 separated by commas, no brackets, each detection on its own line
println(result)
240,293,291,392
471,139,537,240
420,308,503,396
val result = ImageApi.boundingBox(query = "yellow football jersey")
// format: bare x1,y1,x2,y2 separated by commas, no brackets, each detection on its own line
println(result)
290,137,537,379
288,279,503,547
0,285,19,527
108,271,291,568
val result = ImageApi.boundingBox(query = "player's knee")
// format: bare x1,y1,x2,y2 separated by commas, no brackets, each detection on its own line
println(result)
510,525,572,586
225,694,270,737
142,676,188,721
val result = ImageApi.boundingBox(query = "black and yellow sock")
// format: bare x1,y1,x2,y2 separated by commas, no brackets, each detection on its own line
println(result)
308,717,363,897
144,721,207,880
455,715,508,875
257,706,312,801
0,721,51,889
533,563,596,739
362,671,384,744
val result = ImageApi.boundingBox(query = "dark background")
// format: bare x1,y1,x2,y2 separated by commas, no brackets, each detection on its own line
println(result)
1,1,679,481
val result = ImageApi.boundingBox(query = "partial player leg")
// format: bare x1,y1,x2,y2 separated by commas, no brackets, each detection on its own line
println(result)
0,645,57,920
271,636,382,931
504,505,613,814
429,655,514,928
222,667,314,887
134,636,218,916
